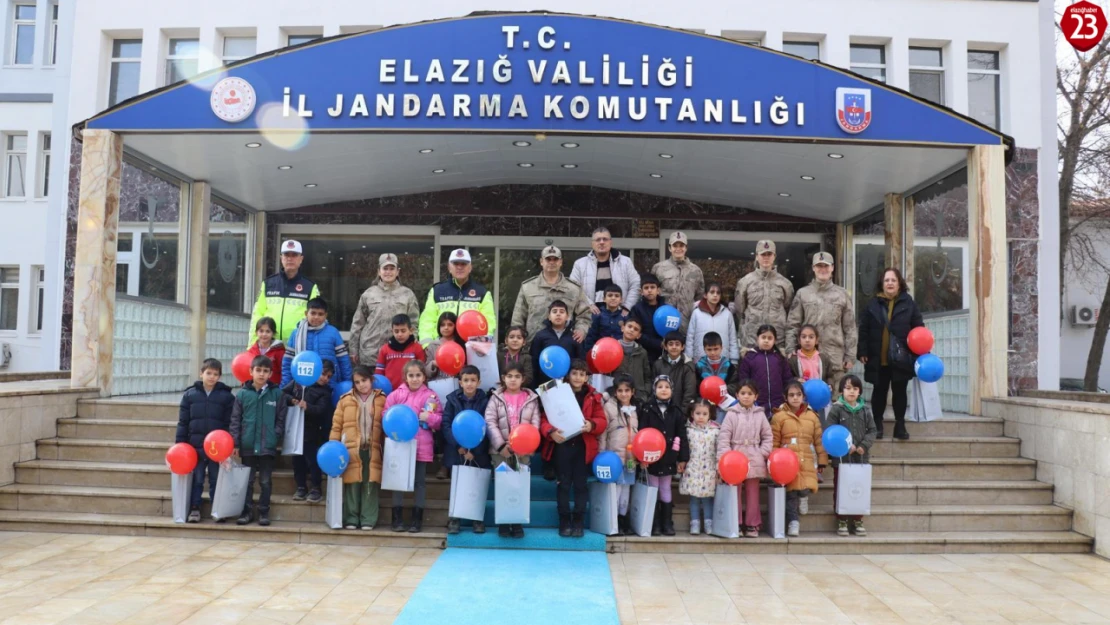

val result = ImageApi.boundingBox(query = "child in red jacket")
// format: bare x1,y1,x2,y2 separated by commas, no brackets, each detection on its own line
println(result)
541,358,607,538
375,314,426,391
247,317,285,386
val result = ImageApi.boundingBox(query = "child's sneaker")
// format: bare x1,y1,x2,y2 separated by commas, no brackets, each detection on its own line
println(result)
689,520,701,535
853,522,867,537
787,521,800,537
187,507,201,523
473,521,486,534
344,524,357,530
799,496,809,516
511,524,525,538
837,520,849,536
447,519,461,535
293,487,307,501
236,509,253,526
307,488,322,503
703,519,713,535
361,525,374,531
499,524,511,537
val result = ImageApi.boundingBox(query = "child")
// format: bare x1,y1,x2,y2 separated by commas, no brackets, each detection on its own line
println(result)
600,374,639,535
613,317,652,402
585,284,627,352
540,359,607,538
443,365,492,535
652,331,698,407
384,360,442,533
788,324,835,386
247,317,285,386
679,399,719,535
282,359,334,503
717,380,773,537
176,358,235,523
230,355,288,527
630,274,665,362
826,375,877,537
771,380,828,537
738,324,795,413
330,365,386,530
695,332,740,399
638,375,689,536
530,300,584,387
686,283,738,363
376,314,426,391
425,312,465,381
282,298,353,388
498,325,533,387
484,362,542,538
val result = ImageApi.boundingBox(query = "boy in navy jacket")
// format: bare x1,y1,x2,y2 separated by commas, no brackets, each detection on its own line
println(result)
585,284,628,353
176,358,235,523
282,359,335,503
442,365,492,535
530,300,584,387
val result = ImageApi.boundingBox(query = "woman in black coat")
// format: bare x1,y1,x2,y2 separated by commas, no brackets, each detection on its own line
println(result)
857,267,924,440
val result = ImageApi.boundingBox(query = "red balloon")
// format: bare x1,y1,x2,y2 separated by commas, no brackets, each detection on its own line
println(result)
510,423,540,455
718,450,750,485
699,376,728,403
204,430,234,463
768,448,801,486
435,341,466,376
590,337,624,374
908,327,935,355
632,428,667,465
586,350,600,374
456,310,489,341
231,352,253,383
166,443,198,475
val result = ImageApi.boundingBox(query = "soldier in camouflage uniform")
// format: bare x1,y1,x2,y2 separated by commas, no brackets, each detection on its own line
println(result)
511,245,592,343
786,252,858,394
733,240,794,352
347,253,420,369
652,231,705,335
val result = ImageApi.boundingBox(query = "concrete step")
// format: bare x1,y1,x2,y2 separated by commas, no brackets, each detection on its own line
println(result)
77,399,179,420
879,417,1003,437
57,419,174,442
866,437,1020,458
870,457,1036,481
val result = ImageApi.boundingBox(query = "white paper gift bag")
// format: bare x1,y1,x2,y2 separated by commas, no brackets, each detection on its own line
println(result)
835,463,873,516
466,338,501,392
449,464,492,522
908,379,944,422
282,405,305,456
589,482,619,535
710,484,740,538
537,380,586,439
210,460,251,520
381,438,417,493
590,374,614,394
428,378,460,405
325,475,343,529
494,462,531,524
171,473,191,523
628,480,658,537
766,485,786,538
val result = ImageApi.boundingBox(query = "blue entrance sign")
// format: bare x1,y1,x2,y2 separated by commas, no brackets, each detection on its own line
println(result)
86,13,1004,146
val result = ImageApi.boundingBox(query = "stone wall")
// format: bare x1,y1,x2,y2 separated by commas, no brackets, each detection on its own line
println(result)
0,388,99,485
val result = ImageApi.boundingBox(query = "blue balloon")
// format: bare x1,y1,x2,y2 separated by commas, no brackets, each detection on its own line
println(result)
802,379,832,411
822,424,853,458
652,305,682,337
383,405,419,442
592,451,624,484
291,350,324,386
331,380,353,406
539,345,571,379
317,441,350,478
373,374,393,395
915,354,945,383
452,409,486,450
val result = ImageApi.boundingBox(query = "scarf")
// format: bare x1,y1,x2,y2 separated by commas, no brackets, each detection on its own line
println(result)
294,319,311,355
878,292,896,367
620,338,637,349
837,396,865,413
388,334,416,352
356,391,374,448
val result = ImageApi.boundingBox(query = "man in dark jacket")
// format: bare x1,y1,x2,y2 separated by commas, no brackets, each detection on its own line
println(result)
442,365,493,535
282,359,335,503
231,355,288,527
176,358,235,523
630,274,666,362
530,300,585,387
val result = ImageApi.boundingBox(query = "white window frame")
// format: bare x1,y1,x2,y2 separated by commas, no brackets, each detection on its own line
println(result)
38,132,50,198
285,33,321,47
0,266,19,333
850,43,887,83
782,40,820,61
30,265,43,334
967,50,1002,130
221,36,255,63
164,37,199,85
46,1,58,65
851,235,970,308
3,133,28,198
908,46,945,105
9,2,35,65
108,38,142,107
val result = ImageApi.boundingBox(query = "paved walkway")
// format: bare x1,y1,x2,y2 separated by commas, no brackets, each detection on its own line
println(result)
2,531,1110,624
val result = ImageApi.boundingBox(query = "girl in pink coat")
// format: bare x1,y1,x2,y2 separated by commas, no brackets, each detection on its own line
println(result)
383,360,443,533
717,379,773,537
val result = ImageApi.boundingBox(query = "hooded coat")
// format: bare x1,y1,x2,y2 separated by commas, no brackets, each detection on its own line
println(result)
442,387,493,470
826,397,877,466
484,387,543,456
638,397,690,477
383,385,443,463
600,395,639,463
176,381,235,448
770,403,828,492
686,300,738,362
858,290,925,384
716,403,773,480
329,390,386,484
679,420,720,498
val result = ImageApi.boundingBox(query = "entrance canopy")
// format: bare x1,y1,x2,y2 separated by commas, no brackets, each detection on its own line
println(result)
80,12,1012,220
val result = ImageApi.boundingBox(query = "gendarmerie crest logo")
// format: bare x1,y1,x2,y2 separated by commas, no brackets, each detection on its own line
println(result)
210,77,257,123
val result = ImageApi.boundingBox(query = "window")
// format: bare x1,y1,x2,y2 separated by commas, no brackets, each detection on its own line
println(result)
850,44,886,82
47,2,58,65
968,50,1001,129
3,134,27,197
38,133,50,197
109,39,142,106
0,267,18,331
165,38,199,84
9,3,35,65
909,47,945,105
221,36,255,63
31,266,43,333
286,34,320,47
783,41,820,61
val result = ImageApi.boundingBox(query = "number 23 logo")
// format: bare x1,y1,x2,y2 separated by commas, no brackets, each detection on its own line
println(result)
1070,12,1100,39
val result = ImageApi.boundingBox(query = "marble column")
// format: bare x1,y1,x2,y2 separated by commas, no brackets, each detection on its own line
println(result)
884,192,904,272
70,130,123,395
187,182,211,376
968,144,1008,414
904,196,916,297
835,222,850,286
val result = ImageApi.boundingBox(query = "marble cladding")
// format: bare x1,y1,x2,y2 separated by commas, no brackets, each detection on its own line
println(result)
0,390,98,485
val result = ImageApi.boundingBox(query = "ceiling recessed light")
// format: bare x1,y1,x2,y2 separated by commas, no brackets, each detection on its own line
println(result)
419,148,434,154
650,173,663,178
800,175,814,181
518,163,533,168
304,183,317,188
561,164,577,169
659,153,673,159
245,142,261,148
278,165,292,171
561,142,579,148
513,141,531,147
432,169,445,174
827,153,844,159
778,192,791,197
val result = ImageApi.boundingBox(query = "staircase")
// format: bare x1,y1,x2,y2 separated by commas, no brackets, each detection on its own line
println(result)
0,398,1094,554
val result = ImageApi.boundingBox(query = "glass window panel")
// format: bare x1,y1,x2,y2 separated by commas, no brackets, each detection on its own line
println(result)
112,39,141,58
852,66,886,82
968,73,1000,129
222,36,256,59
119,161,182,222
497,248,590,336
8,135,26,151
168,38,199,56
968,50,999,71
0,288,16,330
0,267,19,282
850,44,884,65
5,153,26,197
14,4,35,19
287,34,320,47
117,232,133,252
783,41,820,60
115,264,129,293
138,233,178,301
909,47,942,67
166,58,198,83
682,239,820,303
912,167,969,314
14,23,35,64
109,61,141,105
207,230,246,312
910,71,944,104
914,245,964,314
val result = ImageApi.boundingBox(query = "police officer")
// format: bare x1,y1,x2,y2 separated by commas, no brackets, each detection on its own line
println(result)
418,248,496,344
249,239,320,344
511,245,592,342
